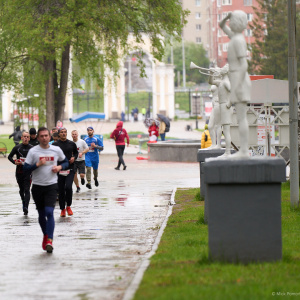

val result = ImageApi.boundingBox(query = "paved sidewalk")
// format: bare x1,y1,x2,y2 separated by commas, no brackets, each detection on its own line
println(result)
0,155,200,299
0,119,205,141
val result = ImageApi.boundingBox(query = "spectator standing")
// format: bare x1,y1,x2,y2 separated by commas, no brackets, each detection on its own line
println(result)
121,111,125,122
84,127,104,189
158,118,166,141
9,125,22,145
23,127,68,253
8,131,33,215
201,124,212,149
29,128,39,146
72,130,89,193
110,121,130,170
142,107,146,119
53,127,78,217
146,108,150,118
148,120,159,142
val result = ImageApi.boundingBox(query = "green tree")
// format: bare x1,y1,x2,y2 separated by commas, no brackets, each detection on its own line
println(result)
165,41,210,86
249,0,300,79
0,0,188,128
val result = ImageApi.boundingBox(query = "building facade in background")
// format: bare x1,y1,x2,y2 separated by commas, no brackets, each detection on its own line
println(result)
181,0,211,54
181,0,260,67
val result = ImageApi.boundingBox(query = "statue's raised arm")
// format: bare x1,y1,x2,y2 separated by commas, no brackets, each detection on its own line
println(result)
219,12,234,39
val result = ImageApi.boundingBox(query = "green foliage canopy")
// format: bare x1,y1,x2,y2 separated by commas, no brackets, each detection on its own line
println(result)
165,41,210,86
249,0,300,79
0,0,188,127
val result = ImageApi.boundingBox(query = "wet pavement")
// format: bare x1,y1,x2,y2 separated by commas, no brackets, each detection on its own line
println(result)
0,154,199,300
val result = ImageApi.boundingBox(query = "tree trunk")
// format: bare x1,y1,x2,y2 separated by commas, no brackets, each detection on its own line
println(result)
43,56,56,129
55,43,70,123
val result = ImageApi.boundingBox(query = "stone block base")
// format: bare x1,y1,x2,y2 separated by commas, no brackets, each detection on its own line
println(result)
197,148,235,223
204,157,285,263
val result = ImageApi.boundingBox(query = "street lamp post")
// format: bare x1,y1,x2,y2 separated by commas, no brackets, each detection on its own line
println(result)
193,92,201,129
288,0,299,207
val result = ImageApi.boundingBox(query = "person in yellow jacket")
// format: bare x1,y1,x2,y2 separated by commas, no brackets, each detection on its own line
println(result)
201,124,212,149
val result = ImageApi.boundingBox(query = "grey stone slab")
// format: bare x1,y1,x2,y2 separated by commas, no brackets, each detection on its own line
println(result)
197,148,228,163
197,149,235,223
207,183,282,263
197,149,227,198
205,158,285,263
149,141,201,162
204,157,286,184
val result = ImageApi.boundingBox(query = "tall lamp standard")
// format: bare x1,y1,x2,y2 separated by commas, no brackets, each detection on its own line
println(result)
192,92,201,129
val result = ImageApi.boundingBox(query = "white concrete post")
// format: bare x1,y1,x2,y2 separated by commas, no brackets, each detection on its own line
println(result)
1,89,11,122
152,62,157,118
167,65,175,119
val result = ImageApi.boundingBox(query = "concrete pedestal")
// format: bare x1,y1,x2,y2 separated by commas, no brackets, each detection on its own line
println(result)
148,140,201,162
197,149,235,223
197,149,228,198
204,157,286,263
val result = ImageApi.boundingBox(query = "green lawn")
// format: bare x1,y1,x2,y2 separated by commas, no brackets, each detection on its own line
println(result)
134,183,300,300
175,91,190,112
71,91,193,116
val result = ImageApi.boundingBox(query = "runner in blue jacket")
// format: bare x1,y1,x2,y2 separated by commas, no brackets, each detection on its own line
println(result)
84,127,104,189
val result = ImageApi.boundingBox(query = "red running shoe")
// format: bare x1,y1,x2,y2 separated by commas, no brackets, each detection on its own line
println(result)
42,234,48,250
66,206,73,216
46,239,53,253
60,209,66,217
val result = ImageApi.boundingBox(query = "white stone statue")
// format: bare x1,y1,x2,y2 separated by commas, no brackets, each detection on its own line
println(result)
207,84,222,149
209,64,233,156
219,11,251,158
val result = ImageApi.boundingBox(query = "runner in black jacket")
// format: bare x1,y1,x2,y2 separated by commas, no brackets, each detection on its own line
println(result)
8,131,33,215
53,127,78,217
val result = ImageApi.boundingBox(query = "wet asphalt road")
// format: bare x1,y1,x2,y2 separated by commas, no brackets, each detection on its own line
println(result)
0,155,199,300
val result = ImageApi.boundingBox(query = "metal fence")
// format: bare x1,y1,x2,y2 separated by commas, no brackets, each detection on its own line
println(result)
230,105,292,163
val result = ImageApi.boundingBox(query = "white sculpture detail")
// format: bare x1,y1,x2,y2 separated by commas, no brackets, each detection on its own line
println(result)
207,84,222,149
209,64,233,156
219,10,251,158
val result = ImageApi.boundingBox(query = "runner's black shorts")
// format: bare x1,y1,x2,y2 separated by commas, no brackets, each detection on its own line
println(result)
74,160,86,174
31,184,58,210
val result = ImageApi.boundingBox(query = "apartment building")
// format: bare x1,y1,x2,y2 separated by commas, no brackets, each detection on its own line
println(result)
215,0,259,67
181,0,211,52
182,0,260,66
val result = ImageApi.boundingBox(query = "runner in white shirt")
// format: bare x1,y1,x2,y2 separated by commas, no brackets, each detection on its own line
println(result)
72,130,89,193
24,127,68,253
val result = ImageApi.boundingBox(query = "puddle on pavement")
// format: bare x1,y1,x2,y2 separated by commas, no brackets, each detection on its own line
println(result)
0,178,199,299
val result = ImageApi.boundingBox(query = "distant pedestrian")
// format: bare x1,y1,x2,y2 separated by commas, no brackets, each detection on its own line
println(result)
72,130,89,193
8,131,33,215
146,108,150,118
148,120,159,142
110,121,130,170
24,127,69,253
9,125,22,145
201,124,212,149
56,120,63,129
53,127,78,217
158,118,166,141
84,127,104,189
121,111,125,122
142,107,146,119
29,128,39,146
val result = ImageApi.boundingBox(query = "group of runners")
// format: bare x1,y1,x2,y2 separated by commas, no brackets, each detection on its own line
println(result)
8,126,103,253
